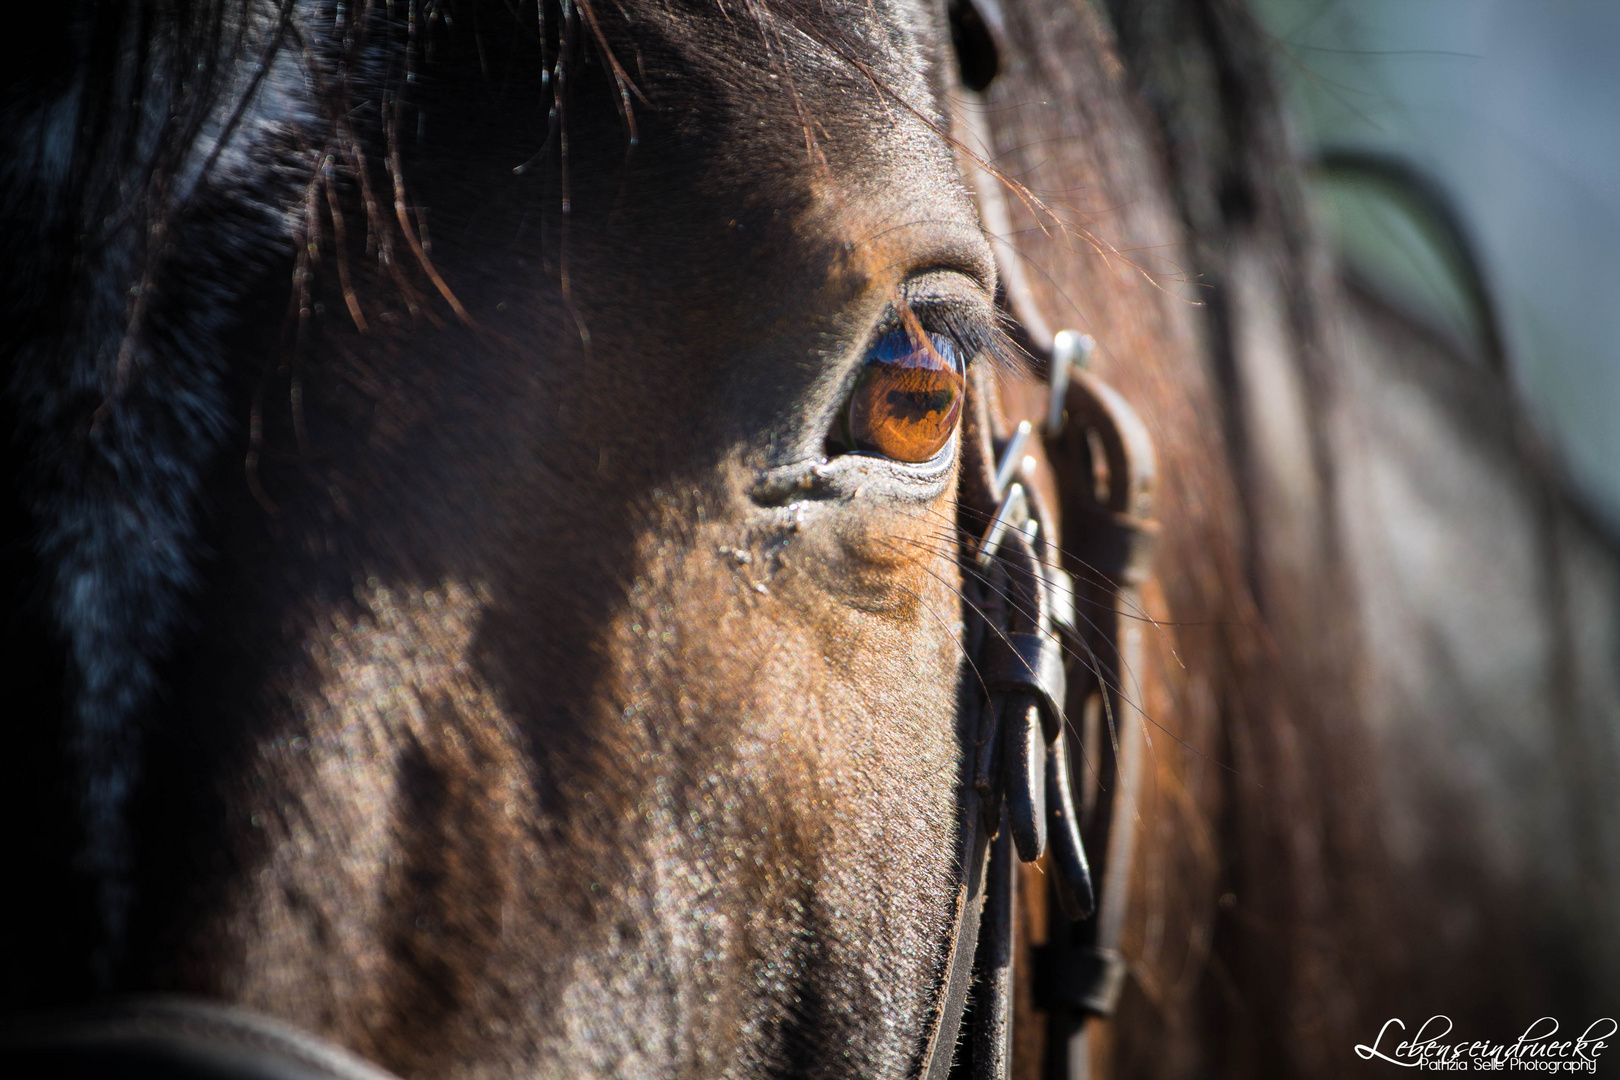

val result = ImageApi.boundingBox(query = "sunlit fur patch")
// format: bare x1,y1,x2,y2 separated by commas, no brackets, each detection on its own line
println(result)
222,580,545,1070
568,478,966,1076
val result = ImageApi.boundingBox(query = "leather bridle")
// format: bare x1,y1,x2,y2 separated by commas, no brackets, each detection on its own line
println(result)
915,318,1157,1080
917,11,1163,1067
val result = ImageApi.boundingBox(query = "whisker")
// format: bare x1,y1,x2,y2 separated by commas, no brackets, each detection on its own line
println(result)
872,517,1227,771
880,543,1116,795
914,501,1223,634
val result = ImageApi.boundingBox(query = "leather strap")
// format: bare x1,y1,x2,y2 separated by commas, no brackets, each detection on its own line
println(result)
923,305,1163,1076
948,3,1163,1067
1036,362,1160,1076
919,790,994,1080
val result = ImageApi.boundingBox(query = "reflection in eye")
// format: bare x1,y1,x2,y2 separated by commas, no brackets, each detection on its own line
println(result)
839,329,966,463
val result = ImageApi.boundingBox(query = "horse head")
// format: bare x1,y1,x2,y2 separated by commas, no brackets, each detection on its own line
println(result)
4,1,1058,1075
17,0,1553,1076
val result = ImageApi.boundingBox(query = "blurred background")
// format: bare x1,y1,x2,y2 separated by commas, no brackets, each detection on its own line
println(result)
1252,0,1620,529
1182,0,1620,1015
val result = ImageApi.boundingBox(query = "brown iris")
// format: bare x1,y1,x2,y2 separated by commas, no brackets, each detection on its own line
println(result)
842,330,966,463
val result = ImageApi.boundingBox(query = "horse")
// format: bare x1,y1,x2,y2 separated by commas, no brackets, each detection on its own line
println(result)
4,1,1617,1077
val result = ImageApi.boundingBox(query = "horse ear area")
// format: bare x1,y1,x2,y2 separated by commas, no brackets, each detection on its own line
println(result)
947,0,1000,92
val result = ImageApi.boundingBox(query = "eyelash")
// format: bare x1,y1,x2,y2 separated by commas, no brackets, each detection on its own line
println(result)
903,299,1019,374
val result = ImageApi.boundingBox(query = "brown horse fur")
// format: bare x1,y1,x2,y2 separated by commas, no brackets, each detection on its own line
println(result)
0,1,1607,1078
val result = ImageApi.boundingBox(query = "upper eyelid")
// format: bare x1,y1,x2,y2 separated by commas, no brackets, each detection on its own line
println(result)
896,268,995,313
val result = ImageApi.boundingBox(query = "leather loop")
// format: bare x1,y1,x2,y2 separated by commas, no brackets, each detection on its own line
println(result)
1002,697,1048,861
1057,370,1156,520
1045,730,1095,920
980,632,1067,742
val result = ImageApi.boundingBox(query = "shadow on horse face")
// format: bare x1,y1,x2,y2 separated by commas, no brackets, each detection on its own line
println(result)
74,1,1003,1075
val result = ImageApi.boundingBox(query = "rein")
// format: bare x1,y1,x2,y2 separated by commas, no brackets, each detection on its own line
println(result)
917,325,1158,1080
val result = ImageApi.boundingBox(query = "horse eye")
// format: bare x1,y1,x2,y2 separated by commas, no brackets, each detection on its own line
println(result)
835,329,966,463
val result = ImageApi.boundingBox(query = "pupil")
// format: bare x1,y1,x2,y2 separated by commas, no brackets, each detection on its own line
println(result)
884,386,954,420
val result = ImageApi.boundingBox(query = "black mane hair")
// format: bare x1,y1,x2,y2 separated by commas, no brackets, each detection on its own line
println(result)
2,0,309,988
